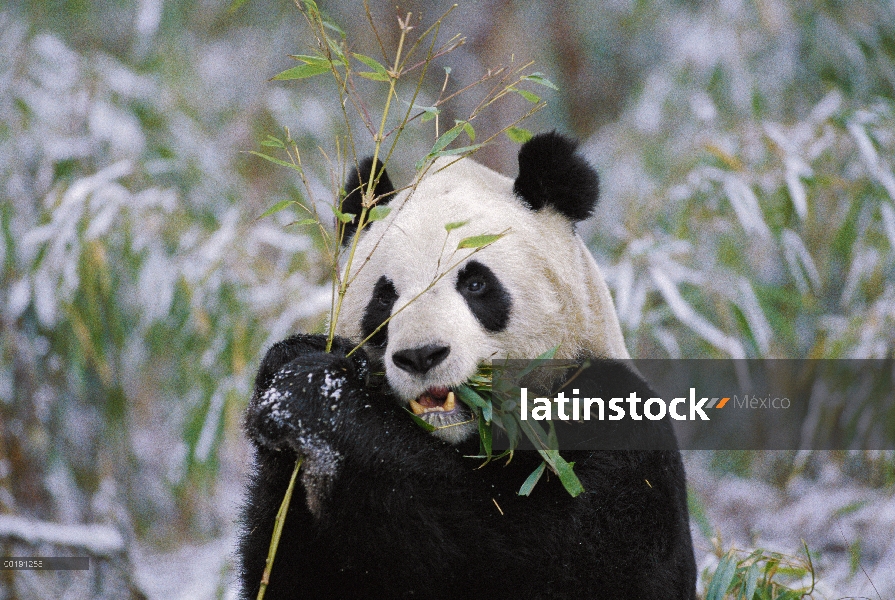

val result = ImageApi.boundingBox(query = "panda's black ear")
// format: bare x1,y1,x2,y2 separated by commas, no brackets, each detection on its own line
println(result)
513,131,599,222
341,157,396,244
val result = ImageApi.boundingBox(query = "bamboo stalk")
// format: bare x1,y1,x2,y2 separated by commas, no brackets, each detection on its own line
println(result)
256,457,302,600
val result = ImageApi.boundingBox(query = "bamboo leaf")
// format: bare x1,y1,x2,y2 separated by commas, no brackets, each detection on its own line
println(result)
248,151,300,172
501,412,519,449
403,408,436,432
539,450,584,497
456,385,492,423
430,123,465,154
429,143,485,158
321,18,345,37
288,54,329,67
518,461,546,496
457,233,504,249
547,421,558,450
290,218,318,227
272,63,330,80
478,416,492,459
445,220,469,232
367,206,391,222
743,561,761,600
352,53,389,77
505,126,533,143
421,106,440,122
462,121,475,143
325,37,347,63
705,551,739,600
260,135,286,149
513,88,541,103
522,72,559,90
257,200,294,220
330,205,355,224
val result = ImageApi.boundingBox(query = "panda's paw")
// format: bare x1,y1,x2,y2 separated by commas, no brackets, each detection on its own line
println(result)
252,334,358,393
246,346,367,452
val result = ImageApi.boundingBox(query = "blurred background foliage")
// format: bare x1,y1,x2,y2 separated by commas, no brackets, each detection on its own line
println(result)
0,0,894,598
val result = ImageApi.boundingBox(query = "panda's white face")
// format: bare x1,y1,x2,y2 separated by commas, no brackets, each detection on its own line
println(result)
335,142,630,444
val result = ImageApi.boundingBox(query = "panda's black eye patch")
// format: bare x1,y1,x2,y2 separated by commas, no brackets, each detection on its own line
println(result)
456,261,511,333
362,276,398,348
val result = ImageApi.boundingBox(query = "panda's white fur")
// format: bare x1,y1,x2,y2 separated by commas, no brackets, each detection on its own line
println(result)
335,156,629,442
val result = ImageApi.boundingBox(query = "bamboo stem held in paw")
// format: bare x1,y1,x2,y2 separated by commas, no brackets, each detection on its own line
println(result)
256,457,303,600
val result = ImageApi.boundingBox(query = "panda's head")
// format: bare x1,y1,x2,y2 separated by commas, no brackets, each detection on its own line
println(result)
335,132,629,443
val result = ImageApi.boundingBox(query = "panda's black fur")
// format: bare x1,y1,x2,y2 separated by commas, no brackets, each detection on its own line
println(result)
237,133,697,599
340,156,395,242
513,131,600,221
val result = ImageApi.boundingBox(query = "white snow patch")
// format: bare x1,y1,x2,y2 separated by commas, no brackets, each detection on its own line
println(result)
0,514,124,556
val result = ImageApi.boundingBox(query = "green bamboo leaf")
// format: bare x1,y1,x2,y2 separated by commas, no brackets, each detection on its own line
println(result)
705,551,739,600
539,450,584,497
445,220,469,232
321,18,345,37
513,88,541,103
518,461,546,496
430,143,486,158
300,0,343,36
421,106,440,122
521,72,559,90
330,205,355,224
462,121,475,142
403,408,436,432
505,126,533,143
367,206,391,222
478,416,492,459
248,151,301,172
742,561,761,600
357,71,390,82
291,218,318,227
430,123,465,154
456,385,492,422
352,53,389,77
257,200,294,220
500,412,519,448
325,36,346,63
457,233,504,250
547,421,559,450
288,54,329,67
260,135,286,149
272,63,330,80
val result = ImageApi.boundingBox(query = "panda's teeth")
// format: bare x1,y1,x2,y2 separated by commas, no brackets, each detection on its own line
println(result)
409,399,425,415
443,391,456,412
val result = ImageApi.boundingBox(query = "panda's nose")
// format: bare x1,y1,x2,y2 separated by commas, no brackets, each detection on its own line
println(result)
392,344,450,376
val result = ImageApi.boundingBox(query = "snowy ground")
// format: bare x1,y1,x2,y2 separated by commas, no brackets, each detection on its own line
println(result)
687,455,895,599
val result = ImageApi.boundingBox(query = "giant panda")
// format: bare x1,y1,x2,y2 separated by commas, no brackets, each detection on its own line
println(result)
238,132,696,599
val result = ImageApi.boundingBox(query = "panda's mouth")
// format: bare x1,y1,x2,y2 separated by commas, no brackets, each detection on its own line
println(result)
408,386,457,415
